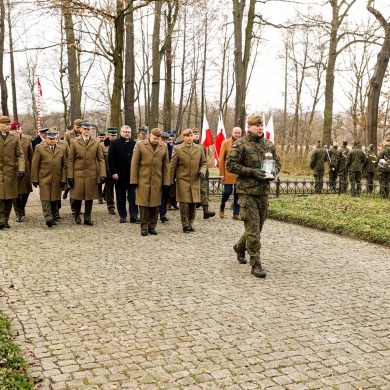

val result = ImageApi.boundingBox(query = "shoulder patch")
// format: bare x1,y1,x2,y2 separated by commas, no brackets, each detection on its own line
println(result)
232,143,237,148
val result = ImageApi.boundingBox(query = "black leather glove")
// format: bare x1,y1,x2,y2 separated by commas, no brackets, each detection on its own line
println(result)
130,183,138,189
60,182,66,188
63,189,69,199
17,171,25,180
32,182,38,188
199,172,205,180
251,168,267,182
100,176,106,184
163,185,170,190
67,178,74,188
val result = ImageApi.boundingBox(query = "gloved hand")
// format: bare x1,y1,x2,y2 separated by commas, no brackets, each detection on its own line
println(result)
251,168,267,182
63,189,69,199
32,182,38,188
100,176,106,184
199,172,205,180
60,182,66,188
17,171,25,180
130,183,138,189
67,178,74,188
163,185,170,190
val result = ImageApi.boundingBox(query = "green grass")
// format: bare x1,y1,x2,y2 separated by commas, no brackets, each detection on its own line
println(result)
269,195,390,247
0,315,34,389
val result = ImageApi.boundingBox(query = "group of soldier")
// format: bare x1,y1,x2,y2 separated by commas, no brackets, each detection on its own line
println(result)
0,113,281,279
310,139,390,197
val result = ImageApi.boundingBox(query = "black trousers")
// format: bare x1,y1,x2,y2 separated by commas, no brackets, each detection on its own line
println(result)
114,182,138,219
13,193,30,216
73,200,93,221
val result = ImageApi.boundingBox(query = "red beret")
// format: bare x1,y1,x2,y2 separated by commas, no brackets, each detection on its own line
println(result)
10,121,21,130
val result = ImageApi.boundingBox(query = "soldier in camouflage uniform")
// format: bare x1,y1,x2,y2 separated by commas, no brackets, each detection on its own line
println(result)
327,142,338,191
363,144,377,194
337,140,349,193
377,141,390,198
226,114,281,278
310,141,327,193
346,140,366,196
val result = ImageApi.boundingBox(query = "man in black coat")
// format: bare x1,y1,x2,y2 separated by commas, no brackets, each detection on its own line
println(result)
32,128,48,150
108,125,140,223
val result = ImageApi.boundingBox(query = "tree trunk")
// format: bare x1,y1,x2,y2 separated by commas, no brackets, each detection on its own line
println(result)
124,0,136,137
63,0,82,122
150,1,163,128
366,2,390,150
0,0,9,116
7,0,17,119
163,2,173,132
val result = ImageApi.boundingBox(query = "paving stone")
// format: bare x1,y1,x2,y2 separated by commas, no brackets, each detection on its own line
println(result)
1,194,389,388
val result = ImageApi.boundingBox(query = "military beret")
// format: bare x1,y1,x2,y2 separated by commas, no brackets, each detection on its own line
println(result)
98,131,106,136
80,122,92,129
247,115,263,126
10,121,21,129
49,126,57,132
39,128,49,133
74,119,83,126
150,128,161,137
46,131,58,139
0,116,11,124
182,129,193,136
192,127,200,134
161,132,169,139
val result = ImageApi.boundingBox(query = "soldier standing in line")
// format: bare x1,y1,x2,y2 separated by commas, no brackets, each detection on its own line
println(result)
346,140,366,196
10,121,33,222
327,142,338,192
32,128,48,151
67,122,106,226
310,140,327,194
377,141,390,198
101,128,118,215
159,132,173,222
137,127,149,141
337,140,349,193
170,128,207,233
192,128,215,219
0,116,25,230
130,128,170,236
226,114,281,278
363,144,377,194
31,131,67,227
97,130,106,204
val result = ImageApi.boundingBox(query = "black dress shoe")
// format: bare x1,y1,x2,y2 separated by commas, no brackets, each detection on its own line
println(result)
148,228,158,235
84,220,94,226
75,216,81,224
189,226,195,232
109,209,116,215
141,229,148,236
0,222,5,230
54,214,62,221
46,221,53,228
183,226,192,233
160,215,168,223
130,217,141,224
4,222,10,229
51,220,57,226
16,216,23,222
119,217,126,223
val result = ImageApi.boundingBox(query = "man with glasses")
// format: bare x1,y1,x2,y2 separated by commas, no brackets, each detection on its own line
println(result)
0,116,25,229
108,125,140,223
130,128,170,236
226,115,281,278
170,128,207,232
67,121,106,226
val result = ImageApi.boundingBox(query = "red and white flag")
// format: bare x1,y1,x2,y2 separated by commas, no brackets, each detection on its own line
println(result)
37,76,43,97
201,113,214,147
214,112,226,168
265,114,275,143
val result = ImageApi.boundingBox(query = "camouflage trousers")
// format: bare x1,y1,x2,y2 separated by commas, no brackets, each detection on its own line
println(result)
234,194,268,266
348,171,362,196
313,169,325,193
200,169,209,206
338,170,348,193
378,171,390,198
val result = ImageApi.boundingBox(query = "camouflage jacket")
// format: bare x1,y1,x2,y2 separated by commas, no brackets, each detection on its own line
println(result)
364,150,377,173
310,147,327,170
346,146,366,172
377,146,390,172
328,147,338,166
337,146,349,171
226,132,281,196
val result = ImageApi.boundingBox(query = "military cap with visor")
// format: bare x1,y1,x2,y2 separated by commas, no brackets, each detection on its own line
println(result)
107,128,118,135
80,122,92,129
46,131,58,139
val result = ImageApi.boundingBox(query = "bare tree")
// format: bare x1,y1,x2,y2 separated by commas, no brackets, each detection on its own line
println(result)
366,0,390,149
0,0,9,115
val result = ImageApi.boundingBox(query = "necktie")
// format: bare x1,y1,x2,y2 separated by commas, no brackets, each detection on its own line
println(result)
51,146,55,151
85,138,89,145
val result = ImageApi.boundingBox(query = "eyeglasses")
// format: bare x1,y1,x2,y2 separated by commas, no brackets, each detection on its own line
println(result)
121,131,131,134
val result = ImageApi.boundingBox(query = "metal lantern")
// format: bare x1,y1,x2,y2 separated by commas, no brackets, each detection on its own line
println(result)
261,152,276,180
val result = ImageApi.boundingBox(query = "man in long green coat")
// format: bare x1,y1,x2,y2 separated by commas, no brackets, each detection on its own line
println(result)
130,128,170,236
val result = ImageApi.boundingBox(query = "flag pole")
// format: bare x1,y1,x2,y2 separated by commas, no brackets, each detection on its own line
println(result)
37,76,42,135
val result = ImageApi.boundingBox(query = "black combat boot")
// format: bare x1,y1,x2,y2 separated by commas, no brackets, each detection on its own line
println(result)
251,263,266,278
202,205,215,219
236,252,247,264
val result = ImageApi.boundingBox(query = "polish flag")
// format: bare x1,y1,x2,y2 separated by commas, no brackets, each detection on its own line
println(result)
201,113,214,147
37,77,43,96
214,112,226,168
265,114,275,143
